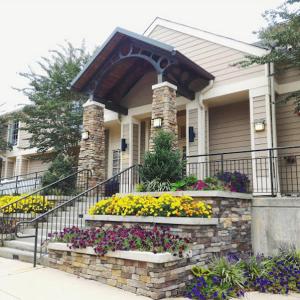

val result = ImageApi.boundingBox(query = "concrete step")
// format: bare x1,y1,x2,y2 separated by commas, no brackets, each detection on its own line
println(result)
0,247,48,265
4,239,43,253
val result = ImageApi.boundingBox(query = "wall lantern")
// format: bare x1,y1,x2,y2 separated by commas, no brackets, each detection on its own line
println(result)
188,126,196,143
153,117,163,128
121,138,127,152
81,130,89,140
254,120,265,132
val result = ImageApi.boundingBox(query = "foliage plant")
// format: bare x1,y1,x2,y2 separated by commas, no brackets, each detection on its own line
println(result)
16,41,90,161
42,154,76,195
142,179,171,192
89,193,212,218
216,171,250,193
187,248,300,299
139,130,184,184
171,175,198,191
0,194,53,214
236,0,300,110
49,225,190,257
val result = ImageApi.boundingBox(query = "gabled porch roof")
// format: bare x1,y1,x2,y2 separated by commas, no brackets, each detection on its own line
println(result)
71,27,214,114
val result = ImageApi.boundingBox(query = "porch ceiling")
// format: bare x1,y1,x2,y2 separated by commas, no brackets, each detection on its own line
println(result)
71,28,214,115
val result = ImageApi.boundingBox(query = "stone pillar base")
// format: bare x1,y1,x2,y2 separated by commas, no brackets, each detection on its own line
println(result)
78,99,106,185
150,82,178,150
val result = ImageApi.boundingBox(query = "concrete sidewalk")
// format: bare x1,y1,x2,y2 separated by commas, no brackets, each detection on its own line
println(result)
0,257,299,300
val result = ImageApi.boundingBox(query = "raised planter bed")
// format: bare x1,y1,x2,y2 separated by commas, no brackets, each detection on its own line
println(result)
48,191,252,299
48,242,193,299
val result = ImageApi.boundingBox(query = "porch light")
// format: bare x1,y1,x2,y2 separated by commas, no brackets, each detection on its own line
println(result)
121,138,127,152
254,120,265,132
153,117,163,128
82,130,89,140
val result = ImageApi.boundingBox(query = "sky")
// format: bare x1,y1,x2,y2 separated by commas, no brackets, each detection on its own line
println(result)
0,0,283,113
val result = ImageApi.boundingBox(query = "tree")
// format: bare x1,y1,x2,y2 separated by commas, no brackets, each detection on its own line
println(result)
237,0,300,110
139,130,184,184
17,41,91,161
0,115,12,151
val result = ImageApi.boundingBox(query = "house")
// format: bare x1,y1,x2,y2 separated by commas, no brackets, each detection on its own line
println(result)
72,18,300,196
2,18,300,196
0,108,51,179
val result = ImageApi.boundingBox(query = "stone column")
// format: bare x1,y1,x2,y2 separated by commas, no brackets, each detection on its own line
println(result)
78,99,105,185
150,82,178,150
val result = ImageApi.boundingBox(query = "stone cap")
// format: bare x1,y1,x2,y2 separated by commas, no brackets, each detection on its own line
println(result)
152,81,177,91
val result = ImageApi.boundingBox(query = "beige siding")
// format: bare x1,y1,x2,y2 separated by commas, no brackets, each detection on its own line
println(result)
140,121,146,164
27,159,50,174
188,109,198,156
122,72,156,108
107,125,121,178
209,101,251,154
276,67,300,84
252,95,268,151
132,124,139,165
276,95,300,194
149,25,265,87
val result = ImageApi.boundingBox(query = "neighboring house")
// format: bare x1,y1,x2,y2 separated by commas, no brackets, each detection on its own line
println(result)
73,18,300,197
0,108,51,179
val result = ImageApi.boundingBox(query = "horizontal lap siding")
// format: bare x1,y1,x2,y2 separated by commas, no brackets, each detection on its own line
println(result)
132,124,139,165
276,67,300,84
276,95,300,193
188,109,198,156
209,101,251,157
27,159,50,173
149,26,265,85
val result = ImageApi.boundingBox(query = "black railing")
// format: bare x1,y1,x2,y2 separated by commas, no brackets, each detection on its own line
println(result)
15,165,140,267
0,169,92,246
0,170,47,196
186,145,300,197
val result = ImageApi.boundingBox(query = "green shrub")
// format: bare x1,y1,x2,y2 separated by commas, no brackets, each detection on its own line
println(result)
139,130,184,184
42,154,76,195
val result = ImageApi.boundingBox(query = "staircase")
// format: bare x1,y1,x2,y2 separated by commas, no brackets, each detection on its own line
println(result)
0,196,90,264
0,165,140,266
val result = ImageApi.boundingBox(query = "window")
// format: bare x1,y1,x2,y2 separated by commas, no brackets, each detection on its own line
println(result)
112,149,121,176
8,120,19,146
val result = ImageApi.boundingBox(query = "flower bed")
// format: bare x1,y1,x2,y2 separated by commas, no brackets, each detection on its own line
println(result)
187,249,300,300
49,225,190,257
89,193,212,217
0,194,54,214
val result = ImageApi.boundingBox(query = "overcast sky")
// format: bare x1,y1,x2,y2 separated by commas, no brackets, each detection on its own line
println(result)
0,0,283,113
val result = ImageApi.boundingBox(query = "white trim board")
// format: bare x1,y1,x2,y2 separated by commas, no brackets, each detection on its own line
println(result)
144,18,268,56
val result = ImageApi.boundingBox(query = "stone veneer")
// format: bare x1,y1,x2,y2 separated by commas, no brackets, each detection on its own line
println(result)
78,99,105,184
150,82,178,149
48,192,252,299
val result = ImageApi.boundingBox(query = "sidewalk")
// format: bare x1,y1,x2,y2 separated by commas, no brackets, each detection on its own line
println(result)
0,257,299,300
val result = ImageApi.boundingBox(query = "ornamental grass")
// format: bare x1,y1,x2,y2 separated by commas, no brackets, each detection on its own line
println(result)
89,193,212,218
0,194,54,214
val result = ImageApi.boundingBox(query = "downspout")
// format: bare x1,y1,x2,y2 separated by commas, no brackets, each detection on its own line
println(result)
266,62,277,149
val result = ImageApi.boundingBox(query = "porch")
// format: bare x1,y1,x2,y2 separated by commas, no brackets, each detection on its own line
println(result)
71,27,300,197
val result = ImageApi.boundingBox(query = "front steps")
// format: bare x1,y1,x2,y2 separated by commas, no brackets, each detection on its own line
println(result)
0,196,93,265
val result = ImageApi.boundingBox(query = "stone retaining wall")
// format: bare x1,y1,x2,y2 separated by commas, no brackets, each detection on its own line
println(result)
48,193,252,299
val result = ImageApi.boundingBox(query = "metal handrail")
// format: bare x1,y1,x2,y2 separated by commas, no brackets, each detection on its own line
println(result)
15,165,140,267
186,145,300,197
0,168,92,249
0,170,46,183
0,169,91,210
187,145,300,158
